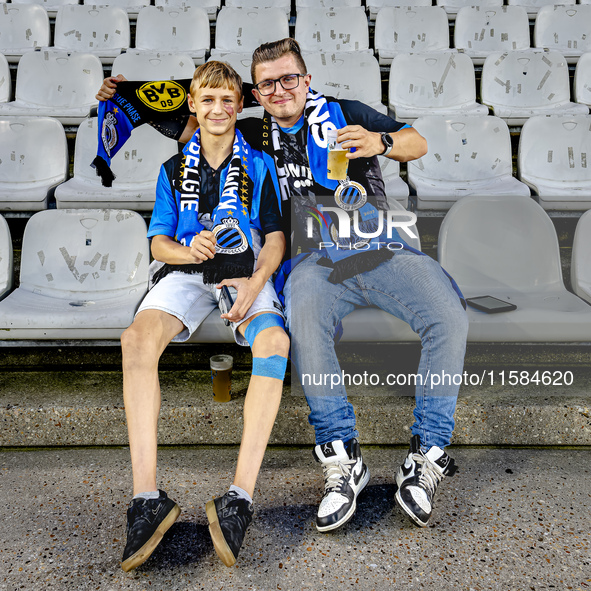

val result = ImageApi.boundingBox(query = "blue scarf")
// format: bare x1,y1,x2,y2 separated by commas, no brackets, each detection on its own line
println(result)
153,129,257,285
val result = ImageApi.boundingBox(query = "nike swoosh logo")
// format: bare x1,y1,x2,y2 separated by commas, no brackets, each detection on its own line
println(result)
352,463,365,486
401,463,413,478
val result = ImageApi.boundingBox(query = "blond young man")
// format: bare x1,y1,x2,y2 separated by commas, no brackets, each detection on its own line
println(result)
118,61,288,572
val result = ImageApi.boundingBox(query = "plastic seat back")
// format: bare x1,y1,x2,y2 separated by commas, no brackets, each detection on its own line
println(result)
0,4,50,62
574,52,591,108
0,53,10,103
11,0,78,19
508,0,575,17
111,50,197,79
295,7,370,53
19,209,149,300
368,0,431,21
571,210,591,304
436,0,502,18
0,213,12,299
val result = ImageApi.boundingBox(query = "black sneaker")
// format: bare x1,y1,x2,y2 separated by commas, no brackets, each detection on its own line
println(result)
121,490,181,572
206,491,254,567
313,438,370,532
395,435,457,527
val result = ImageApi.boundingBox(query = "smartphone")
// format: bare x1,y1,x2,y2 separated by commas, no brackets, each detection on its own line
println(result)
218,286,237,326
466,295,517,314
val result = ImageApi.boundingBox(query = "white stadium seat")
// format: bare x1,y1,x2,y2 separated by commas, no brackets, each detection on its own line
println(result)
0,209,150,340
0,213,12,300
155,0,220,21
54,5,130,65
0,3,50,64
55,117,179,211
135,6,210,65
534,5,591,64
211,7,289,56
454,6,530,65
225,0,290,17
571,210,591,305
83,0,151,18
574,52,591,108
517,115,591,211
367,0,431,23
438,195,591,342
0,53,10,103
388,51,488,124
481,50,589,126
507,0,575,18
306,52,387,114
408,115,531,210
296,0,360,7
111,50,196,80
11,0,78,19
375,7,449,66
0,117,68,212
0,49,103,125
295,7,370,53
436,0,503,20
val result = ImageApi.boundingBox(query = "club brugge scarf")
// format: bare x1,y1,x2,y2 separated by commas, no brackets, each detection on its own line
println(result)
152,129,256,286
261,89,406,283
92,79,258,187
92,79,193,187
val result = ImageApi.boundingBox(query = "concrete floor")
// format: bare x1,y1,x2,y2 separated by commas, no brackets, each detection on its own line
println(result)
1,446,590,591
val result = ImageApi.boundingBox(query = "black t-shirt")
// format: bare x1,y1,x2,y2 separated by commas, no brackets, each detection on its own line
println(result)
237,98,408,252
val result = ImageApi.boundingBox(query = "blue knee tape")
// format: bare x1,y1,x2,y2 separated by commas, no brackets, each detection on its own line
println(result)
252,355,288,380
244,313,285,347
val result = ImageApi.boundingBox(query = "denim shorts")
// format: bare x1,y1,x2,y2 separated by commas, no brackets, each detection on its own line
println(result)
136,269,284,345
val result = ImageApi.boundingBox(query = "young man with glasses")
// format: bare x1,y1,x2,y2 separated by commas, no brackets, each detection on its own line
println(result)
97,39,468,536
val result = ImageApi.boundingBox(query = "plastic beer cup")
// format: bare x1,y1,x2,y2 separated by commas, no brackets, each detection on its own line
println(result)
327,128,349,180
210,354,232,402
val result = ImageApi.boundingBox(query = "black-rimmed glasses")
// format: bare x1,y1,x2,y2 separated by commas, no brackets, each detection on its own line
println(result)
253,74,305,96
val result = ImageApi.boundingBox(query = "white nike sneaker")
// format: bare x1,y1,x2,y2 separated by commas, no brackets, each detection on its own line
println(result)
313,438,370,532
395,435,457,527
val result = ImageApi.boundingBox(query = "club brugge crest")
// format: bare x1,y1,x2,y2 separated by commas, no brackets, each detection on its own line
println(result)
102,112,118,157
213,217,248,255
334,179,367,211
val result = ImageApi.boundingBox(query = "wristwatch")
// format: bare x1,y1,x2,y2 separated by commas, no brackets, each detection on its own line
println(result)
380,132,394,156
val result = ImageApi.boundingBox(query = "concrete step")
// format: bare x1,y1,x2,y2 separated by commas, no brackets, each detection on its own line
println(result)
1,344,590,447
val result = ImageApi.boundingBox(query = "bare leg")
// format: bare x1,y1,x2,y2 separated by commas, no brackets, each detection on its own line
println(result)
120,310,184,496
233,313,290,498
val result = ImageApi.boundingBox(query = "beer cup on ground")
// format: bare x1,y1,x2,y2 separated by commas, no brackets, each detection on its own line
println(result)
210,354,233,402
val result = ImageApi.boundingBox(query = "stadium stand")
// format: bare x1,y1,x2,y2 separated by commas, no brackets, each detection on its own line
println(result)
436,0,503,21
0,213,12,301
54,5,130,65
54,117,179,211
11,0,78,20
388,51,488,123
296,0,361,8
134,6,210,64
0,53,10,103
572,210,591,305
534,5,591,64
517,114,591,211
0,3,50,64
0,49,103,125
305,52,387,114
367,0,432,22
110,50,197,80
0,209,149,340
82,0,151,18
374,7,449,66
0,117,68,212
508,0,576,18
574,52,591,108
295,7,370,54
225,0,291,17
480,50,589,126
438,195,591,342
379,158,410,209
210,7,289,57
408,116,530,210
454,6,531,65
155,0,220,22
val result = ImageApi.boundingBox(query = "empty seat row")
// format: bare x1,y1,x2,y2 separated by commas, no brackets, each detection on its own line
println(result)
1,114,590,213
2,4,590,65
2,198,591,342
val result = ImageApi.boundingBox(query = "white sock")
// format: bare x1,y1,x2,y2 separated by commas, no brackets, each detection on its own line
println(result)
229,485,252,504
133,490,160,500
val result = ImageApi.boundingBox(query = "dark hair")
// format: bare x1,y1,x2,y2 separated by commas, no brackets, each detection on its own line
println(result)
251,38,308,84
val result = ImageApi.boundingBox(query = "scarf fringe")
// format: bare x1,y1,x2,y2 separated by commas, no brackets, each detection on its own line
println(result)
91,156,116,188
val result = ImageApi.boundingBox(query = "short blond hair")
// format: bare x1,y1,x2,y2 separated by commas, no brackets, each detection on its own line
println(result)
190,61,243,99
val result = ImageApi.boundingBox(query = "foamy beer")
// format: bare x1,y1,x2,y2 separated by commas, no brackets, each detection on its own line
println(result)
210,354,233,403
327,128,349,180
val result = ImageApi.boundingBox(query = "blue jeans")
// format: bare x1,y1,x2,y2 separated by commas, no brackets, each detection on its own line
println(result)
284,250,469,450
